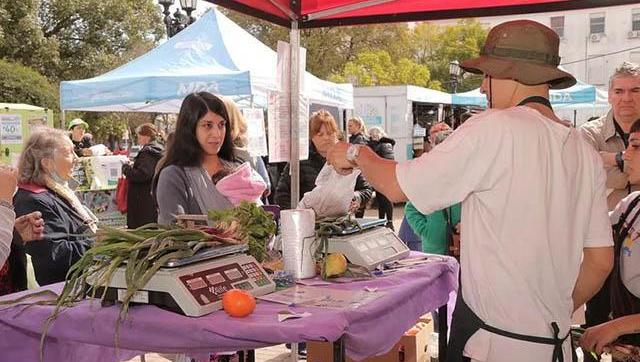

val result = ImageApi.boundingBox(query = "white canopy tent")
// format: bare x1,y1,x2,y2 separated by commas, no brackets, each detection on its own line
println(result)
60,9,353,113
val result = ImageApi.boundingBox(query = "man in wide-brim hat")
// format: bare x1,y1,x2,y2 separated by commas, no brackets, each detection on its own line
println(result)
327,20,613,361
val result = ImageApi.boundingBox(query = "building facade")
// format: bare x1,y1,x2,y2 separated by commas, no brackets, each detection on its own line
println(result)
442,4,640,90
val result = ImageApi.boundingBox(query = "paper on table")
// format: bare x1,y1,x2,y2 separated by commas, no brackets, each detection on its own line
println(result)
278,310,312,322
258,285,384,309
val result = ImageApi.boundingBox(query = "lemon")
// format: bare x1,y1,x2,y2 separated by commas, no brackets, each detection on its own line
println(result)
324,253,348,277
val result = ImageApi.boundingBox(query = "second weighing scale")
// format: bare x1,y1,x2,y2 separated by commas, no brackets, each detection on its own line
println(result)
326,218,411,270
92,244,276,317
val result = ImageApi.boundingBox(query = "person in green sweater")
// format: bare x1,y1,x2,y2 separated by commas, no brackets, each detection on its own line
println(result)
404,124,461,255
405,202,461,255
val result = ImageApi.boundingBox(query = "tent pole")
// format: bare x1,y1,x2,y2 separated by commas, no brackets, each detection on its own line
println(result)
289,20,301,209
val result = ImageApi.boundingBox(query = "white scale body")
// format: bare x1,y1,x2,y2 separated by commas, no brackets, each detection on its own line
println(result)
327,226,410,270
95,251,275,317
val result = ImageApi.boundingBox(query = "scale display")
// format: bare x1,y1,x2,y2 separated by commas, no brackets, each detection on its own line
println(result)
96,253,275,317
327,227,410,270
178,260,272,306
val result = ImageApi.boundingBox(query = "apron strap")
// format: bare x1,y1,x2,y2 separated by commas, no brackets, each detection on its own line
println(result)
517,96,553,109
481,321,569,362
448,292,572,362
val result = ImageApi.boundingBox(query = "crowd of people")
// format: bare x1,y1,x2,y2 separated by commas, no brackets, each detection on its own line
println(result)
2,18,640,362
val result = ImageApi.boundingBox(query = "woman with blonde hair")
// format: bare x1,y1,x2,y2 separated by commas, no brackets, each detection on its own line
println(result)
275,110,372,216
222,97,271,196
347,116,368,145
13,128,97,286
122,123,164,228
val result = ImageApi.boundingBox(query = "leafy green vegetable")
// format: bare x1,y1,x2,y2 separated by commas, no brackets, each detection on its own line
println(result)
208,201,277,262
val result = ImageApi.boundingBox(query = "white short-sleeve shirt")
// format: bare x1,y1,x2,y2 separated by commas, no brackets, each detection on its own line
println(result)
397,106,613,361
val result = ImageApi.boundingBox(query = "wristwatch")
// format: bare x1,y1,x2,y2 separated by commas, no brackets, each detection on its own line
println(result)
616,151,625,172
346,144,362,166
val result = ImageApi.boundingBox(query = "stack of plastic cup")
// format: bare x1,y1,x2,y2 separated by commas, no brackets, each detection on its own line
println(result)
280,209,316,279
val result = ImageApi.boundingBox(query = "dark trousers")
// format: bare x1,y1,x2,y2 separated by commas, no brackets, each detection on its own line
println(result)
376,191,393,228
584,275,611,327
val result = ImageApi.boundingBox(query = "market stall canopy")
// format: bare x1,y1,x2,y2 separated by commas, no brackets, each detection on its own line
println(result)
553,88,609,127
0,103,52,111
60,9,353,112
207,0,639,28
451,80,597,107
354,85,452,104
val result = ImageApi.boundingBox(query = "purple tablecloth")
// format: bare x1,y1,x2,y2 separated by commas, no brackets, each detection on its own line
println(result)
0,253,458,362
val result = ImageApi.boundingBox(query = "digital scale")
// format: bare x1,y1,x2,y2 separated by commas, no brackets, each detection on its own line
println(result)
92,244,276,317
326,218,411,270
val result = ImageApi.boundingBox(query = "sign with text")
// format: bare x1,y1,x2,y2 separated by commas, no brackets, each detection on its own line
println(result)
0,114,22,144
242,108,268,157
268,41,309,163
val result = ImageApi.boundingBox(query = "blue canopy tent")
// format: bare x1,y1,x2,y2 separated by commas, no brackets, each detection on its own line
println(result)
451,80,597,107
60,9,353,113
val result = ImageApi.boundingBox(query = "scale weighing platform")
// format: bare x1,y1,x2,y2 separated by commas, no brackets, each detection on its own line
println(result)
326,218,411,270
93,244,276,317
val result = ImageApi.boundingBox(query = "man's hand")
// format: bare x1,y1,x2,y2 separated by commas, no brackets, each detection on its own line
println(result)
0,164,17,203
15,212,44,243
599,151,619,168
81,148,93,156
349,199,360,213
581,320,622,355
327,142,354,173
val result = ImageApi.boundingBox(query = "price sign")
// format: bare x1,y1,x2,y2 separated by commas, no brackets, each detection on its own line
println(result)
1,114,22,144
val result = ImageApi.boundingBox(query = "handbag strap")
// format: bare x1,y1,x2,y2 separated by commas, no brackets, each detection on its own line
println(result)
615,194,640,241
442,207,456,255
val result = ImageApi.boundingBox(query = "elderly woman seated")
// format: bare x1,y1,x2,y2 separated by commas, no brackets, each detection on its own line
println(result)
13,128,97,286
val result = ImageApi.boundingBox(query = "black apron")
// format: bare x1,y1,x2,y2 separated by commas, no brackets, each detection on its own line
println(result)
446,97,575,362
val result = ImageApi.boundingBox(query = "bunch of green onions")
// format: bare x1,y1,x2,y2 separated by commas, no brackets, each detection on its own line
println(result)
39,223,242,361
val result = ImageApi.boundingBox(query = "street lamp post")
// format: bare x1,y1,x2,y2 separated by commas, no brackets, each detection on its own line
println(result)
449,60,461,94
158,0,198,38
449,60,462,129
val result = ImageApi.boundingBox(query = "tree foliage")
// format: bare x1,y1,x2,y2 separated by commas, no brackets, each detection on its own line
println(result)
0,0,164,139
330,51,441,89
0,0,164,82
221,10,486,92
221,9,411,80
410,20,488,92
0,59,59,110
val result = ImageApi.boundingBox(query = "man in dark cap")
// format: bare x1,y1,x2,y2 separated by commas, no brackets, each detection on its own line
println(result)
328,20,613,361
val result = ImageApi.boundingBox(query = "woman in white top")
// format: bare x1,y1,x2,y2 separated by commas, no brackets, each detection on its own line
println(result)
581,120,640,356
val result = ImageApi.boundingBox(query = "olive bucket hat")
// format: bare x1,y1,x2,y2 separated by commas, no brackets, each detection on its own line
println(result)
460,20,576,89
67,118,89,131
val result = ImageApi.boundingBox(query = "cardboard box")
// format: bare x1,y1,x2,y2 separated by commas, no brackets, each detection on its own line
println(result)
307,322,429,362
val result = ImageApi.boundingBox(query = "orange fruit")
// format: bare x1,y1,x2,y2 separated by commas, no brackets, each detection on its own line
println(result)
222,289,256,318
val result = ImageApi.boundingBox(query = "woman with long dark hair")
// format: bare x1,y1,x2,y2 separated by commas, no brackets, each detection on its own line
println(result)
154,92,238,224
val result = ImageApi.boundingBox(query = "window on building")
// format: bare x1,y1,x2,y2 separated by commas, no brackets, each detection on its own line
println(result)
633,9,640,31
550,16,565,38
590,12,605,34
